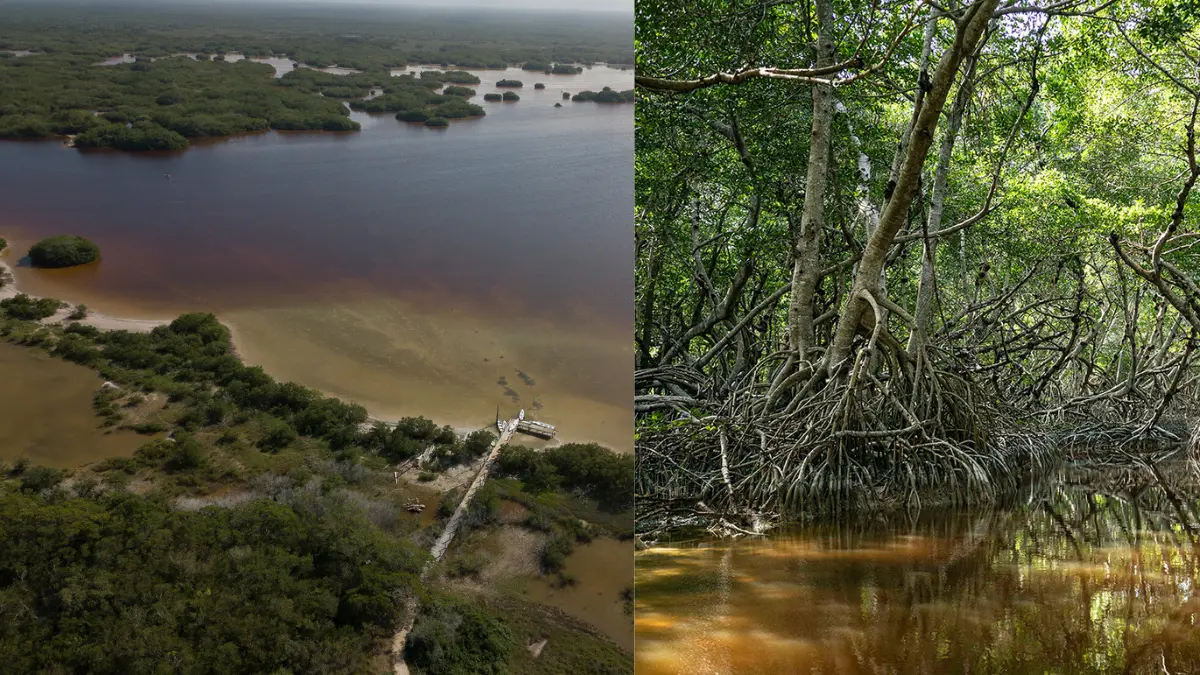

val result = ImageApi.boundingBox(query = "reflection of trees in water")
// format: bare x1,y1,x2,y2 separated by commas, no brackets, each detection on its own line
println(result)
638,471,1200,673
834,477,1200,673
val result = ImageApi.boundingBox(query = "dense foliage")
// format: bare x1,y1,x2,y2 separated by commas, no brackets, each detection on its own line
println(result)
0,294,65,320
350,71,485,122
0,55,358,149
635,0,1200,520
0,489,425,674
483,93,502,101
495,79,523,87
28,235,100,268
0,4,633,149
0,3,632,70
502,92,520,102
572,87,635,103
495,443,634,511
404,596,515,675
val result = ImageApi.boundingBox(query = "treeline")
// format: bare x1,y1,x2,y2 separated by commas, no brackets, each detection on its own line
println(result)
0,55,358,150
0,489,424,673
521,62,585,74
571,87,635,103
0,4,634,73
495,443,634,512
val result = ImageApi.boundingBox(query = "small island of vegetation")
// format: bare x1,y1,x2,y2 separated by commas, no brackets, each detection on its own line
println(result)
571,87,635,103
28,235,100,268
424,117,448,127
483,93,502,101
347,70,484,123
495,79,523,88
502,91,520,102
534,82,545,89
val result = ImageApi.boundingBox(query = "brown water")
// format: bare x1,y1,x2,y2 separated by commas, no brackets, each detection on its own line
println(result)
526,536,634,651
0,64,633,451
0,342,145,467
636,477,1200,674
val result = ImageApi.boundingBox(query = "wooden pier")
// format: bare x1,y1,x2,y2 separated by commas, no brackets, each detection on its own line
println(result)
516,419,556,439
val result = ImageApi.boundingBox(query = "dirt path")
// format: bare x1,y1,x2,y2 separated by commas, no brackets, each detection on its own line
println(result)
392,420,517,674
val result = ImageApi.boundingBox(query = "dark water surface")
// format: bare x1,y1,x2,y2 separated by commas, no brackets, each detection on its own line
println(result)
636,474,1200,674
0,65,633,449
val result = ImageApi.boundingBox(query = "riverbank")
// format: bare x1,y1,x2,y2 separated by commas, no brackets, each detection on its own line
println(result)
0,253,168,333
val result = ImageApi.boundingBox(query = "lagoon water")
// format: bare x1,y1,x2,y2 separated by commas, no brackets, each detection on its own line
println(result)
0,64,633,451
635,474,1200,674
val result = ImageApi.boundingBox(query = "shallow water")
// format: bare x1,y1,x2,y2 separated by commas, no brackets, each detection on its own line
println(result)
636,477,1200,674
0,342,145,467
526,536,634,651
0,64,633,451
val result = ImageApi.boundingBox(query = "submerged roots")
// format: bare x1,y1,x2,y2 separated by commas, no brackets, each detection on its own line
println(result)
636,362,1062,532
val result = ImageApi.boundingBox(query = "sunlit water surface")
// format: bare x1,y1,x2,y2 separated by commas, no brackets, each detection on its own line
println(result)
636,475,1200,674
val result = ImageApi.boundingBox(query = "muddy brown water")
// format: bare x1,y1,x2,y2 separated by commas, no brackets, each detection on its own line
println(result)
526,536,634,652
0,342,144,467
636,479,1200,674
0,64,633,452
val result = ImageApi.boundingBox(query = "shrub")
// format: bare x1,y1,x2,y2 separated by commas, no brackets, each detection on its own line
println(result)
501,92,519,102
562,91,570,99
258,418,298,451
28,235,100,268
442,85,475,97
495,79,523,87
539,533,574,574
424,117,449,127
165,433,206,471
483,93,502,101
1,294,65,320
68,304,89,320
404,597,515,675
19,466,64,492
534,82,546,89
0,237,6,251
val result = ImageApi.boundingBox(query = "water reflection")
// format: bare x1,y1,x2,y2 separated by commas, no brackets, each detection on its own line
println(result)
636,471,1200,674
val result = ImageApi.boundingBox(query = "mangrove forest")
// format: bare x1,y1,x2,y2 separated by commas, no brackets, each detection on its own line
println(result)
634,0,1200,527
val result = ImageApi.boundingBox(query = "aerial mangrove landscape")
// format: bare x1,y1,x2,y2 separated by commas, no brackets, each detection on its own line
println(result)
0,1,634,673
0,0,636,148
635,0,1200,671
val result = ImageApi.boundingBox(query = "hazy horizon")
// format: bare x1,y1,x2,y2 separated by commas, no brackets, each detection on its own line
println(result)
0,0,633,12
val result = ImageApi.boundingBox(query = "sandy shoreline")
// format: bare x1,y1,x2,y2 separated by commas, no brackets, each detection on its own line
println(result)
0,253,169,333
0,242,619,450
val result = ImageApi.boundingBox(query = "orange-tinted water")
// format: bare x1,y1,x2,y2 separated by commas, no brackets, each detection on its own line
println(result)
636,484,1200,674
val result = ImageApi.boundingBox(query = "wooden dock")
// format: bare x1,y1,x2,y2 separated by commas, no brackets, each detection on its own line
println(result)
516,419,556,439
392,409,559,673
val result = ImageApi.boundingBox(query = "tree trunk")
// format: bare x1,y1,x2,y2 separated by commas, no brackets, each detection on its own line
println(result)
826,0,1001,375
785,0,836,364
908,52,977,354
